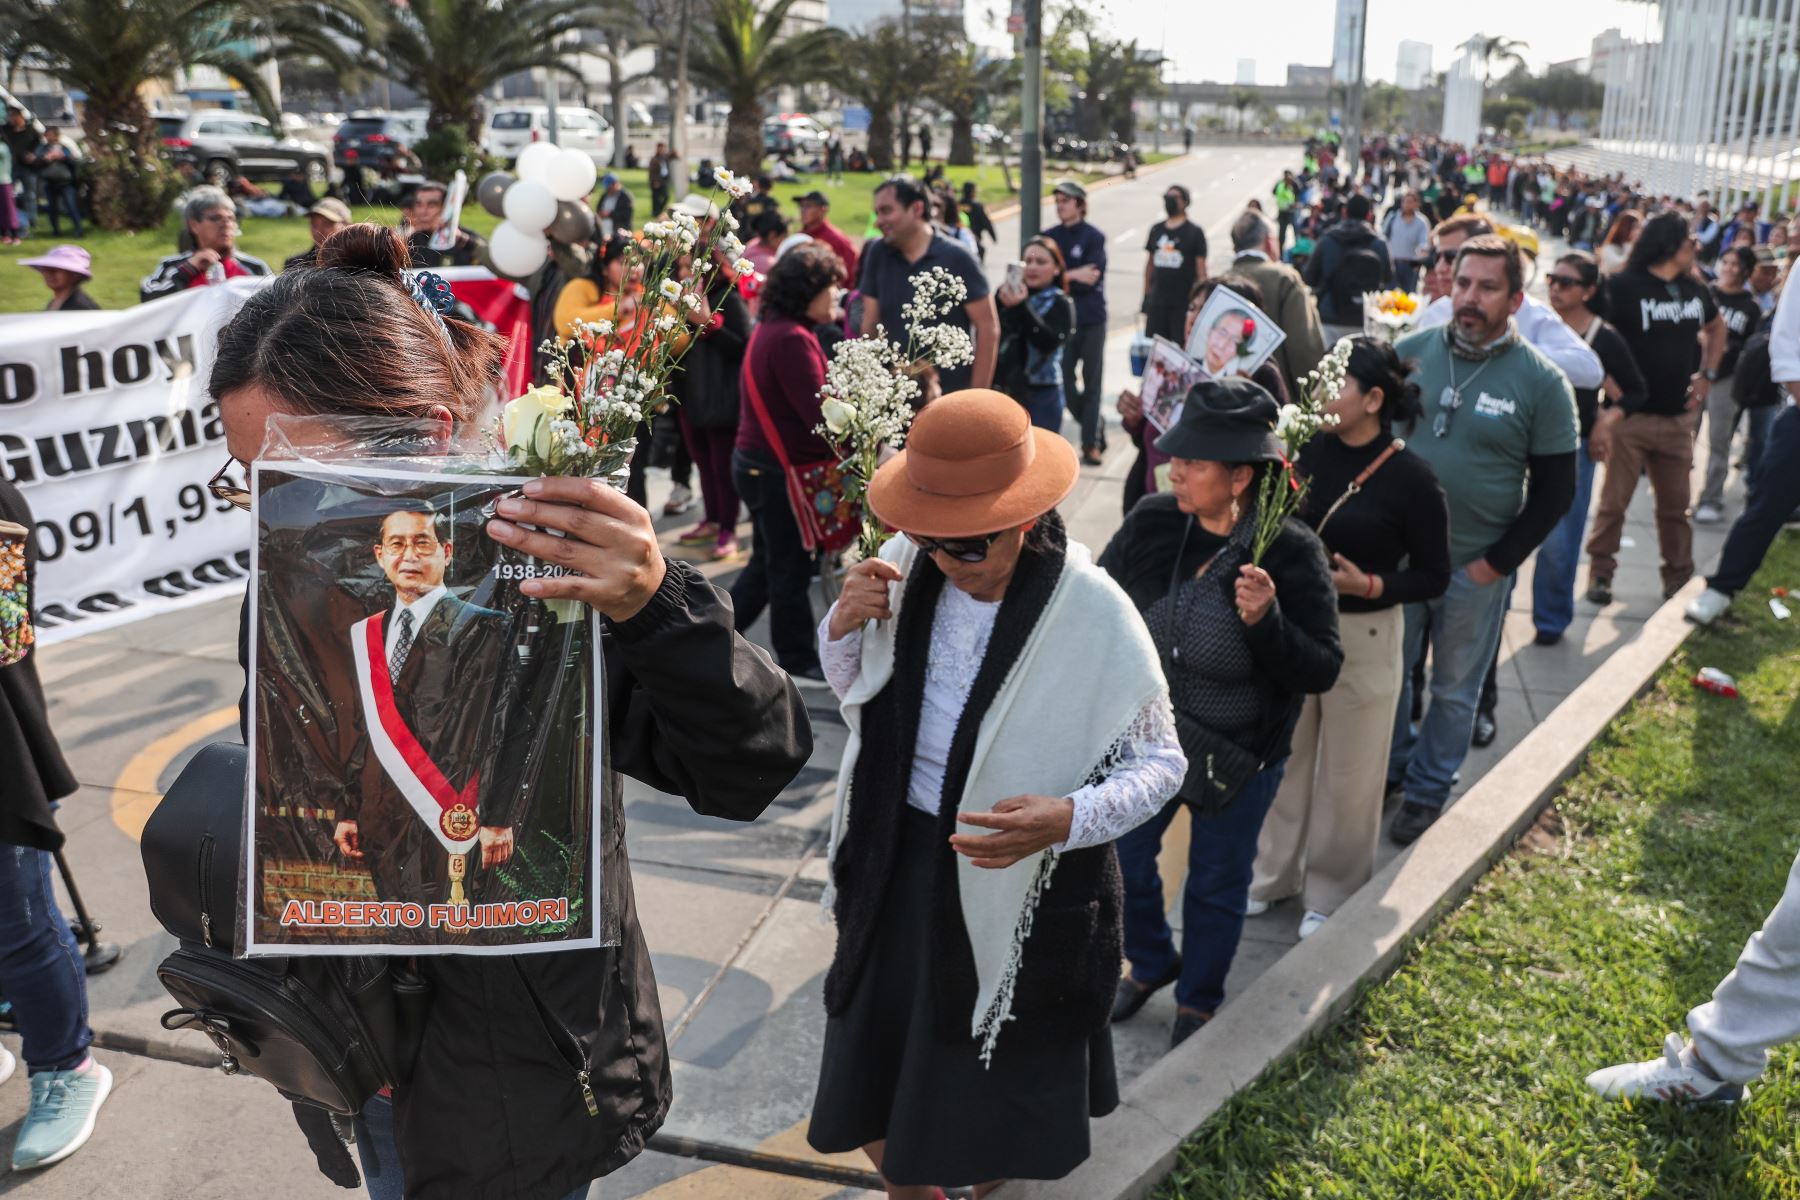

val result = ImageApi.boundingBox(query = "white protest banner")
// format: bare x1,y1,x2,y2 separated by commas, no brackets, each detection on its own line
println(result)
1,280,262,645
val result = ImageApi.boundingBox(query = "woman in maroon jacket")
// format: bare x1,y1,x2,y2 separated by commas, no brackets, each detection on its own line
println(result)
732,242,847,680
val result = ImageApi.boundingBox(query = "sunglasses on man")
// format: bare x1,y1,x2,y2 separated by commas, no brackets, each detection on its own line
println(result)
909,530,1004,563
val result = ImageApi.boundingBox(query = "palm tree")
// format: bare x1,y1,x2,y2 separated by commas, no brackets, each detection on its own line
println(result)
1474,34,1528,90
1,0,377,230
687,0,840,175
586,7,660,169
929,40,1012,166
835,21,921,172
1227,87,1256,134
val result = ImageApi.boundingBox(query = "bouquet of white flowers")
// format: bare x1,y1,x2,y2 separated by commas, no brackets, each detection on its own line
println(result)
496,170,757,479
1362,288,1423,345
1250,337,1348,563
814,267,976,559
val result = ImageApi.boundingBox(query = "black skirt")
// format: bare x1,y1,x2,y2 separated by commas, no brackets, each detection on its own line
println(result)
807,806,1119,1187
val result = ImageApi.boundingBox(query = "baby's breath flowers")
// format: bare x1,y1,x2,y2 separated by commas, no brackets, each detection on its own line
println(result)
1250,338,1348,564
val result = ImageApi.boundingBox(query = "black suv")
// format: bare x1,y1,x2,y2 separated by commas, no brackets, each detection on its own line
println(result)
156,112,329,187
332,113,428,180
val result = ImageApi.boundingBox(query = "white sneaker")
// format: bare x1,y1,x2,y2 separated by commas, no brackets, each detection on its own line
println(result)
1244,897,1274,917
662,484,695,516
1693,503,1724,524
1297,910,1328,939
1686,587,1732,626
0,1046,14,1087
1585,1033,1747,1103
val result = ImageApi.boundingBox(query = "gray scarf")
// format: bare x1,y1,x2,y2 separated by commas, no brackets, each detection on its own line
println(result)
1447,317,1520,362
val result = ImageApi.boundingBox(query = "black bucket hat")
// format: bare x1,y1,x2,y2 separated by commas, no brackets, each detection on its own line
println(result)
1153,376,1286,463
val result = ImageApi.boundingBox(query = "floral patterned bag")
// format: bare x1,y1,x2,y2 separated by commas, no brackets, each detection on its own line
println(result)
0,520,34,668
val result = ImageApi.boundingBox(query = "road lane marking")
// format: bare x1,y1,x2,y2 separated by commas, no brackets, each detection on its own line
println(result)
111,704,239,841
1115,227,1140,243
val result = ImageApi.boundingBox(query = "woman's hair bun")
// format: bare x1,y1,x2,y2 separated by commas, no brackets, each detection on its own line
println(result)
316,222,413,281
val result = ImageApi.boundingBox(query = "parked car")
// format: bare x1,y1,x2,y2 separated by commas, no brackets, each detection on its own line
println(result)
484,106,615,167
157,111,329,187
762,113,829,157
332,111,429,180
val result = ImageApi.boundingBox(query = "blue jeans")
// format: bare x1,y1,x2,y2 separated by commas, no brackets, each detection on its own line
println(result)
355,1095,596,1200
1711,404,1800,596
1061,322,1107,452
0,841,92,1074
1020,383,1063,431
43,181,81,237
1116,761,1287,1014
1744,404,1779,498
1387,566,1512,810
1531,439,1596,638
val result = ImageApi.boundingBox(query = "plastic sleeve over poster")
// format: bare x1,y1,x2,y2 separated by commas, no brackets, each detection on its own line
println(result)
242,458,609,956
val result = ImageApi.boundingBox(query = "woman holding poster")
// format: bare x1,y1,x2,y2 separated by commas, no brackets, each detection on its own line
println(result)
205,225,813,1200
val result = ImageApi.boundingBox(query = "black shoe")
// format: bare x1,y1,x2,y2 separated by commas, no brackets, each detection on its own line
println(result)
1471,708,1497,748
1533,629,1563,647
1382,780,1406,815
1171,1009,1211,1048
1111,961,1180,1023
1389,800,1441,846
1586,579,1613,605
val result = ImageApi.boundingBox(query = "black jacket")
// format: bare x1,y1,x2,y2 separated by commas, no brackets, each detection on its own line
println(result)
139,250,274,303
668,280,750,430
0,482,76,853
996,285,1075,400
251,562,813,1198
1099,494,1342,766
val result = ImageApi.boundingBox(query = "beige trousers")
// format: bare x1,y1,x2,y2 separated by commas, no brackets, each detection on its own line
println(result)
1250,606,1405,914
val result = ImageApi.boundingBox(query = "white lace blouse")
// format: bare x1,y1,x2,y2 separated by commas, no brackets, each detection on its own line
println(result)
819,588,1186,852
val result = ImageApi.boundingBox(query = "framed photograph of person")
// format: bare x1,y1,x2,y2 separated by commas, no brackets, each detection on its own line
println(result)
1183,285,1286,381
244,459,604,956
1141,335,1208,435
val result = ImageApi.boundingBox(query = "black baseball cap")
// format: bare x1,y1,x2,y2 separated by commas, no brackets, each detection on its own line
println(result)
797,191,830,207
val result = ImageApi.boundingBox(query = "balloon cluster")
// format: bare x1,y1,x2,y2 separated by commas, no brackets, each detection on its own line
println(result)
477,144,599,278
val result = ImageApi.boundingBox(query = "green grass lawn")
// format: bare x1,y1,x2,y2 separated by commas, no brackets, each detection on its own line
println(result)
0,153,1174,313
1159,533,1800,1200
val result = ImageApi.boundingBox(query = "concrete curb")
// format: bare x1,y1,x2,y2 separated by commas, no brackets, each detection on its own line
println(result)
1000,580,1706,1200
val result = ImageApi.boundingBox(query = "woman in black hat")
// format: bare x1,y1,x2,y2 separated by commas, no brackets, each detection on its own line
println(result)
1098,376,1343,1048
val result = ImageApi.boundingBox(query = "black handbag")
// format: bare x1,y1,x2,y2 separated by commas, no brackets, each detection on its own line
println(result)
141,742,426,1116
1169,707,1263,814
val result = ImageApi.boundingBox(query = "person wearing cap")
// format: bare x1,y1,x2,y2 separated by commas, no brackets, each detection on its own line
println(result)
596,172,634,242
19,245,98,311
1142,184,1207,344
1750,246,1781,317
140,187,274,303
1100,376,1343,1049
796,190,859,282
806,389,1185,1193
400,181,484,269
282,198,353,272
1044,179,1110,465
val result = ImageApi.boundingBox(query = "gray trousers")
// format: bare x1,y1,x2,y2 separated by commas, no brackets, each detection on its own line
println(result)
1696,372,1739,511
1688,846,1800,1083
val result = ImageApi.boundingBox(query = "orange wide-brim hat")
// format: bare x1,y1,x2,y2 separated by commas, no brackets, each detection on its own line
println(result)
866,389,1080,539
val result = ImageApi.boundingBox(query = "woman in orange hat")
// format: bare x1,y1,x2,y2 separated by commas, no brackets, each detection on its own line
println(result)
806,389,1186,1197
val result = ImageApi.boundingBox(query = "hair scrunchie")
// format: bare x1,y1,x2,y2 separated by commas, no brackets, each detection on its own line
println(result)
406,269,456,331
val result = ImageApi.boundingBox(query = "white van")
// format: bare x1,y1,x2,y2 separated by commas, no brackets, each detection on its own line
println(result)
485,106,615,167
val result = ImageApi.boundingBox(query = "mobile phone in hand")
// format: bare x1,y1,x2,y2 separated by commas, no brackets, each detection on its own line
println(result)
1004,262,1024,292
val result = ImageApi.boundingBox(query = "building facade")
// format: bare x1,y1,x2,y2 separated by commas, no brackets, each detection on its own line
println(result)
1396,40,1433,90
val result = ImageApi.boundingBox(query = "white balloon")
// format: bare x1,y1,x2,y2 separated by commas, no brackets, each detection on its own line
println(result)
489,221,549,278
543,148,598,202
513,141,562,183
501,179,558,233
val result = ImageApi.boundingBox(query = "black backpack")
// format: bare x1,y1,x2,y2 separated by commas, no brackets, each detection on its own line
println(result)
1734,330,1782,410
142,742,425,1115
1332,240,1387,320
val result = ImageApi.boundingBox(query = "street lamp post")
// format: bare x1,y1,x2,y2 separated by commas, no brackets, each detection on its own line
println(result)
1020,0,1044,245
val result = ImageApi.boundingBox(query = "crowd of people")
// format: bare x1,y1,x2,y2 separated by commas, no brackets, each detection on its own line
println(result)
9,119,1800,1199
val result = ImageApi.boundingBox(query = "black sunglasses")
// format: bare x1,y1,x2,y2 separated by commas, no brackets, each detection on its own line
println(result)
1546,274,1590,290
910,530,1004,563
209,457,250,511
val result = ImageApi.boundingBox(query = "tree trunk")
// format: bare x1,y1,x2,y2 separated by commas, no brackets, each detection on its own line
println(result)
670,0,692,199
948,116,975,166
868,105,896,172
610,70,629,168
724,92,763,176
84,84,182,232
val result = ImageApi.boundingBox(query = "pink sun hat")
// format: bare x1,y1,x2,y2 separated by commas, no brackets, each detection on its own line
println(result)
19,245,93,279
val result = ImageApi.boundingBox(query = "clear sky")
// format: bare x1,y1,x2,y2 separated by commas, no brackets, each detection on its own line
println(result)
1068,0,1660,86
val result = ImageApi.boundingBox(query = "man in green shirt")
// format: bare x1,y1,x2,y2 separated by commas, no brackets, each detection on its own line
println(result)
1387,235,1579,846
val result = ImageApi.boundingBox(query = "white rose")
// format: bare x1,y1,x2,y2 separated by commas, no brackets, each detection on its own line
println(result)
820,397,858,436
502,386,574,459
1274,404,1299,437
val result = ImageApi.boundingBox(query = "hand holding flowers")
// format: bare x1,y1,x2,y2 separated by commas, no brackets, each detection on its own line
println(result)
1249,337,1348,564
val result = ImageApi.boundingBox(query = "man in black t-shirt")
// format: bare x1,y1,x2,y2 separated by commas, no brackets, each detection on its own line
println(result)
1586,212,1727,601
1696,246,1766,520
1141,185,1208,342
